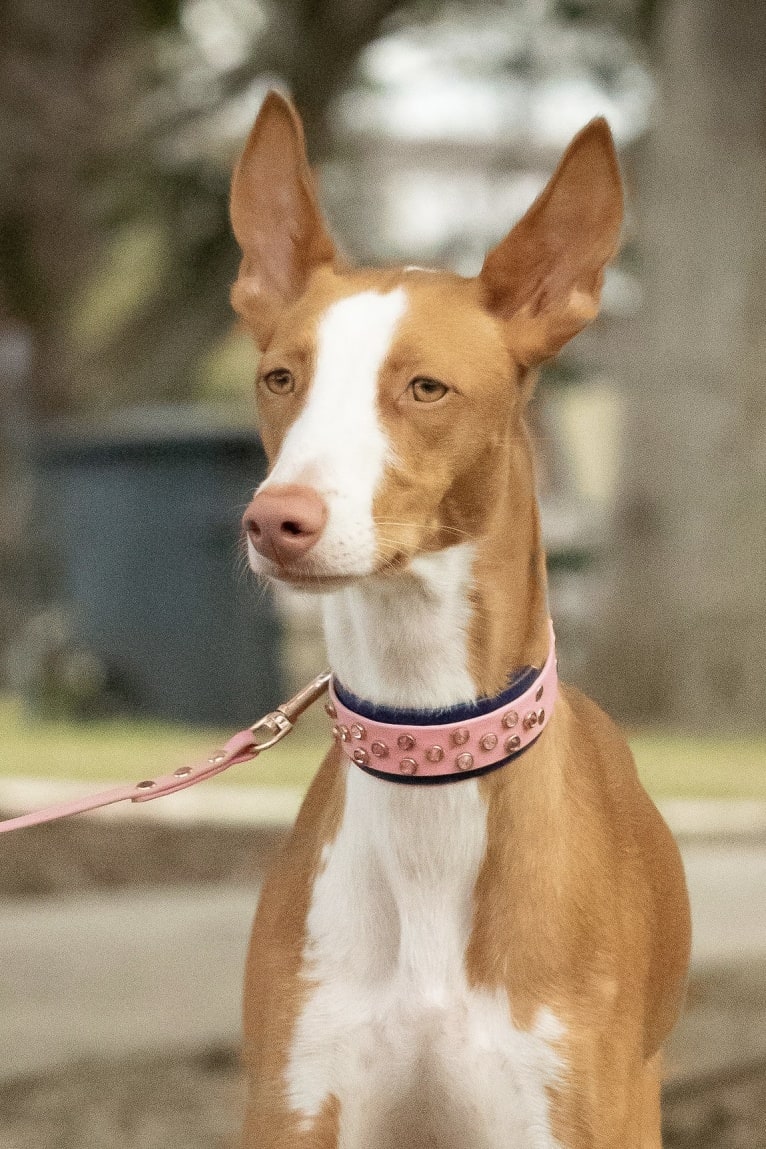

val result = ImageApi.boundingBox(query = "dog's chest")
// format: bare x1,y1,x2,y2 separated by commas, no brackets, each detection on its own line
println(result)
285,769,565,1149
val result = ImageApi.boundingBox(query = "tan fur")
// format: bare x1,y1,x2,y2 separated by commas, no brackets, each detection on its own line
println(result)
241,744,345,1148
232,92,691,1148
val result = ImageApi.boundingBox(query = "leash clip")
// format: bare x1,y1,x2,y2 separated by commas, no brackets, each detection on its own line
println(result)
248,670,332,752
248,709,294,752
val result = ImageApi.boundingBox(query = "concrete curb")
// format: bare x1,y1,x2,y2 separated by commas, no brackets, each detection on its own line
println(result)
2,777,766,842
659,798,766,843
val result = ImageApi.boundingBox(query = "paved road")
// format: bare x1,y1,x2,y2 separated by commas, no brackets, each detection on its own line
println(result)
666,843,766,1082
1,843,765,1082
0,885,258,1080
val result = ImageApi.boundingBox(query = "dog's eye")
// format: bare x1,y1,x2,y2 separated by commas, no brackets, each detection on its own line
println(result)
409,377,448,403
263,369,295,395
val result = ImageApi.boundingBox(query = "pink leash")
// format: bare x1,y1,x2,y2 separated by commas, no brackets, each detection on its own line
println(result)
0,673,331,833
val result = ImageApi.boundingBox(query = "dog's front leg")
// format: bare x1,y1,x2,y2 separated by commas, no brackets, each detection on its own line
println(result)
242,1094,340,1149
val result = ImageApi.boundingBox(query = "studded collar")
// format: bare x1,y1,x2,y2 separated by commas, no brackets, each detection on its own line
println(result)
327,621,558,784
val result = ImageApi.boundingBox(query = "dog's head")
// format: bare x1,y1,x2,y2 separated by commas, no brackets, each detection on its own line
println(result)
232,92,622,590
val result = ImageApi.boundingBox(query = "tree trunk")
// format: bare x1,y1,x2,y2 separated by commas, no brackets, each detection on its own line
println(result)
596,0,766,730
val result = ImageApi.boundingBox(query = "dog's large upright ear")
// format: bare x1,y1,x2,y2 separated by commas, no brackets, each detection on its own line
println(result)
480,118,623,367
230,91,336,343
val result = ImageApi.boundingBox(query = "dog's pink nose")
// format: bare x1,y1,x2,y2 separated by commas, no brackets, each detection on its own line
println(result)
243,484,328,565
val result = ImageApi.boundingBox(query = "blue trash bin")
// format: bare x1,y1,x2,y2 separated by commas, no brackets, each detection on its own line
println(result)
36,409,282,725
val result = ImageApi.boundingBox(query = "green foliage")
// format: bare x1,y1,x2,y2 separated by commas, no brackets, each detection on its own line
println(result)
69,223,172,357
138,0,183,30
194,327,259,407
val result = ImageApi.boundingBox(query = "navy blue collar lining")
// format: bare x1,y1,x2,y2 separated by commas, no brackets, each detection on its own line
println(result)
332,665,539,727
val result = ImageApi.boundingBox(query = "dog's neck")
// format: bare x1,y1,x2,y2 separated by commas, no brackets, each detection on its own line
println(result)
322,545,479,709
322,434,549,710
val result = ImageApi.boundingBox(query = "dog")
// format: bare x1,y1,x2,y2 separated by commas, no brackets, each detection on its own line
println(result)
232,91,691,1149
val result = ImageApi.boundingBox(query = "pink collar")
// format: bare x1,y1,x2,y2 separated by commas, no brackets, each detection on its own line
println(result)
0,625,557,830
327,622,557,783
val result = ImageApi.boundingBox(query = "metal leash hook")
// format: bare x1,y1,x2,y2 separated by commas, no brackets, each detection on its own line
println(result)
247,671,333,755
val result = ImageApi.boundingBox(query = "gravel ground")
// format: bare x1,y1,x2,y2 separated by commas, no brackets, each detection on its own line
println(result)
0,1050,244,1149
0,1050,764,1149
664,1062,766,1149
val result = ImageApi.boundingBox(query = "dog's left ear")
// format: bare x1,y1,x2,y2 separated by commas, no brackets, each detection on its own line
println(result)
230,90,337,344
479,118,623,368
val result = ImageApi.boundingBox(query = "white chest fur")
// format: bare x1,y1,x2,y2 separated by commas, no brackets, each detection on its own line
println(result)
285,769,566,1149
284,549,565,1147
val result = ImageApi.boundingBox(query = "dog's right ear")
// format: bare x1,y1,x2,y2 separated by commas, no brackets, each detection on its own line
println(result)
230,91,336,344
479,118,623,368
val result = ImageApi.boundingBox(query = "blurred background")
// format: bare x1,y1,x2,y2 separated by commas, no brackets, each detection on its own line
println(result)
0,0,764,1146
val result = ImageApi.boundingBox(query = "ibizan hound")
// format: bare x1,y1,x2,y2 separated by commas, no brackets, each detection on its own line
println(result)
232,92,691,1149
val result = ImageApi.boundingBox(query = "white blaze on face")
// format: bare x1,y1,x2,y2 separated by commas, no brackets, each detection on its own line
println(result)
257,288,408,576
